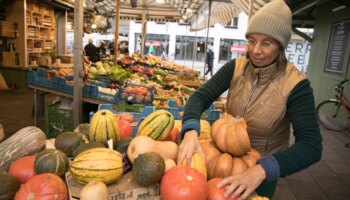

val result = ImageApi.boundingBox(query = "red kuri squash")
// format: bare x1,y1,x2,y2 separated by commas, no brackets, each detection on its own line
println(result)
160,166,208,200
14,173,68,200
8,155,36,184
208,178,237,200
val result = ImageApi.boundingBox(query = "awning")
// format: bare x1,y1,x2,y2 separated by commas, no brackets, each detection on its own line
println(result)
190,1,241,32
190,0,272,32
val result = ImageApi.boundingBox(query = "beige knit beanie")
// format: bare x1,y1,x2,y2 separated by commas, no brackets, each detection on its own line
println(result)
245,0,292,49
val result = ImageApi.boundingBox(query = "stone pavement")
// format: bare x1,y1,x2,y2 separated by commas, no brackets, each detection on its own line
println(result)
1,88,350,200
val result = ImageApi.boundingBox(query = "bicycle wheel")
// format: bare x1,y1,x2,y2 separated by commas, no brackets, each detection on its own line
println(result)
316,100,350,131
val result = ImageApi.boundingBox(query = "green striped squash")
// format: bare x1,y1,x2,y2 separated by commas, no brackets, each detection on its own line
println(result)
34,149,69,177
70,148,123,185
89,109,120,148
137,109,174,140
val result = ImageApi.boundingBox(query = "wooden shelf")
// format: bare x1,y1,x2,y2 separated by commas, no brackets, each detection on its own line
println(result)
25,0,56,67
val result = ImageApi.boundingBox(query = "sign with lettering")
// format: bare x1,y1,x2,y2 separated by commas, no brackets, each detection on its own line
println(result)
285,39,311,73
325,20,350,74
230,45,245,53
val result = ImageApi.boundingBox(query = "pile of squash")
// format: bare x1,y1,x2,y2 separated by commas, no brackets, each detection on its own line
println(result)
0,107,268,200
0,126,70,200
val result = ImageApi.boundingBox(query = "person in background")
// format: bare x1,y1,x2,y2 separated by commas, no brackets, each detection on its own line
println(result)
205,44,214,76
148,44,155,55
108,41,115,55
119,41,129,56
177,0,322,199
84,38,99,62
98,41,107,61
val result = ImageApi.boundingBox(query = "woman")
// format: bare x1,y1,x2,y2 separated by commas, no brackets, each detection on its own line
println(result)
177,0,322,199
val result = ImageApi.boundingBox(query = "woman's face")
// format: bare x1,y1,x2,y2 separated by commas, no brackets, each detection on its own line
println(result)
246,34,280,67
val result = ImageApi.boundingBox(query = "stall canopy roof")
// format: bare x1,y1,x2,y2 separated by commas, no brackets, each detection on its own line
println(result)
190,0,350,32
58,0,205,22
55,0,350,32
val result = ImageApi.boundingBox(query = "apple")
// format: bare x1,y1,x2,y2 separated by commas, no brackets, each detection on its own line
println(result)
117,119,133,140
165,127,180,143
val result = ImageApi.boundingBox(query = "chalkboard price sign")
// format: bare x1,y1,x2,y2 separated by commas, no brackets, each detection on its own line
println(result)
325,20,350,74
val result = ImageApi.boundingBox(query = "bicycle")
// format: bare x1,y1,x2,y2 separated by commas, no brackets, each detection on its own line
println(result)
316,79,350,131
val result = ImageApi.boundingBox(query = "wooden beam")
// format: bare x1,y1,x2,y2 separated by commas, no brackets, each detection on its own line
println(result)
292,27,312,43
330,0,350,7
73,0,84,127
291,0,323,15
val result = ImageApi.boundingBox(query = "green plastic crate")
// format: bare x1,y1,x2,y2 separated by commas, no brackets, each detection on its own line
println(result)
44,105,74,139
117,101,145,113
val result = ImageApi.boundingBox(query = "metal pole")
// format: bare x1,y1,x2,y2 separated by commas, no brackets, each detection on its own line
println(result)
114,0,121,64
73,0,84,128
203,0,212,80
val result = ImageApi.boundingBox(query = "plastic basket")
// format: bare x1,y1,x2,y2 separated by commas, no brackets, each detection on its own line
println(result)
167,100,220,125
117,101,145,113
45,105,74,139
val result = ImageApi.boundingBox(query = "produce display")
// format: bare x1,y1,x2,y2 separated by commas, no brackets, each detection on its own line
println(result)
29,54,201,107
1,105,269,199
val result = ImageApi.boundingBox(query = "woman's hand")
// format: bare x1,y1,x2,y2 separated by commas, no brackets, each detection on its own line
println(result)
177,130,205,166
217,164,266,200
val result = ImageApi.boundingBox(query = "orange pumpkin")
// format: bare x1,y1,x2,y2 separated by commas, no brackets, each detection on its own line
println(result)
200,140,260,179
211,115,251,156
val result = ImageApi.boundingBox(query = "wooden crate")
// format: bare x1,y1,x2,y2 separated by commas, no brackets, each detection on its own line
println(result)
0,21,16,38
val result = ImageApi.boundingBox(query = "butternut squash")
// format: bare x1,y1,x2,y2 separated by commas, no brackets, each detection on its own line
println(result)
80,180,109,200
127,136,179,163
164,159,176,171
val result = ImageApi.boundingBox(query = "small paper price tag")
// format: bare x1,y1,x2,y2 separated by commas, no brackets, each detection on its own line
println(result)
107,139,113,150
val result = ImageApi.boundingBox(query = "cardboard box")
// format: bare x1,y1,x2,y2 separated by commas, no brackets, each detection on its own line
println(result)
59,55,74,64
65,172,161,200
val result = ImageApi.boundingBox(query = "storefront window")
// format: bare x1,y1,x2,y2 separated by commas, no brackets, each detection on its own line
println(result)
135,33,170,57
175,36,213,61
219,39,246,63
